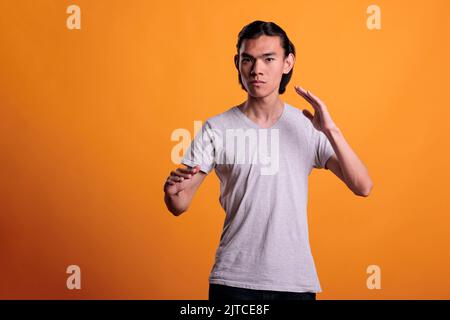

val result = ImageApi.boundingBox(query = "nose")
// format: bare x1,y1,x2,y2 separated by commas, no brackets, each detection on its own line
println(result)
250,59,264,76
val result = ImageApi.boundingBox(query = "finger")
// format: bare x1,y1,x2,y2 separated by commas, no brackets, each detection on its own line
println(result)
306,90,324,106
295,85,320,107
298,89,323,117
167,176,175,183
189,165,201,173
164,178,175,187
174,169,193,179
168,175,184,182
170,170,192,178
302,109,314,121
294,85,312,98
177,167,193,174
297,88,318,108
180,165,200,174
294,86,319,110
185,165,200,173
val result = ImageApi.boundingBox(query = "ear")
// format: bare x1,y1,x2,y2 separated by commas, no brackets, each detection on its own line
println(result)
283,53,295,74
234,54,239,70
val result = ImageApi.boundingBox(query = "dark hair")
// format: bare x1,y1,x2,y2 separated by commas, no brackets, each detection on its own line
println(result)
234,20,296,95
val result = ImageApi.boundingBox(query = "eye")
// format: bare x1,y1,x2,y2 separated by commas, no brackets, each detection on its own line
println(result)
266,58,274,62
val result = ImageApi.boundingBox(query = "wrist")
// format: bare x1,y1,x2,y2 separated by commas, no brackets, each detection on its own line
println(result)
324,126,341,138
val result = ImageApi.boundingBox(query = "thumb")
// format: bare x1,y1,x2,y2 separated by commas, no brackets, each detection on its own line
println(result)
302,109,314,121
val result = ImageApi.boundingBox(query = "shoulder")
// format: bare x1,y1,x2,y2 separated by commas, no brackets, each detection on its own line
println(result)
283,103,326,149
284,102,314,131
204,105,239,128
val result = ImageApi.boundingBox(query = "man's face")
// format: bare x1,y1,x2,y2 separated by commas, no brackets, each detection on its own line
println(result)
235,35,295,98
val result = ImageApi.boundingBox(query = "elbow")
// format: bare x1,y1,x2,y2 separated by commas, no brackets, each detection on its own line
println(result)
355,190,370,197
166,203,188,217
164,193,188,217
171,207,187,217
354,181,373,197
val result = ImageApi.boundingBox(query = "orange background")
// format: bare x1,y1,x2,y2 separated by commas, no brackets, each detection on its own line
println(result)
1,0,449,299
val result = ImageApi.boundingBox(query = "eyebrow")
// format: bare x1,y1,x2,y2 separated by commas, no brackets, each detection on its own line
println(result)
240,52,277,59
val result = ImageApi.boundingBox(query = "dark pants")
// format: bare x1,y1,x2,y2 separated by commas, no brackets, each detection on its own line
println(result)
209,283,316,301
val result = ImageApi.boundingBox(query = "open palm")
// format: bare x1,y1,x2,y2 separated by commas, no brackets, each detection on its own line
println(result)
294,85,337,133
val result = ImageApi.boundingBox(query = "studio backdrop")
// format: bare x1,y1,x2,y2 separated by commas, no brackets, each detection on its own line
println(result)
1,0,449,299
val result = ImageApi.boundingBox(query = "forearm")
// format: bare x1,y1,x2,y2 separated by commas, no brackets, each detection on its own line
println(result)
324,126,373,196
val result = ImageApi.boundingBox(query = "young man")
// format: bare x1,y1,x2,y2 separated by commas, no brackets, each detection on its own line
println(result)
163,20,373,300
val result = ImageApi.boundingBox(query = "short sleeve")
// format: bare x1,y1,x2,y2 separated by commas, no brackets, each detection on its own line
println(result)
312,129,335,170
181,120,216,174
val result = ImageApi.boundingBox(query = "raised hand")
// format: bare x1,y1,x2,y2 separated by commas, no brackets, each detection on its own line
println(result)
294,85,337,133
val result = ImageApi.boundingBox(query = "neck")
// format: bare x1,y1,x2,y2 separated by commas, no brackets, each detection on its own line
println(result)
240,95,284,122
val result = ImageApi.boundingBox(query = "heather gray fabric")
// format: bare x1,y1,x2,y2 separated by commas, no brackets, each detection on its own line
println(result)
181,102,335,293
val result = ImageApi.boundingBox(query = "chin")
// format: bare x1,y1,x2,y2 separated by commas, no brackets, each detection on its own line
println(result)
247,87,272,98
248,92,267,99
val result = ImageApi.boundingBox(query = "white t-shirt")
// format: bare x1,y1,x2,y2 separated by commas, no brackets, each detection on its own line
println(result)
181,101,335,293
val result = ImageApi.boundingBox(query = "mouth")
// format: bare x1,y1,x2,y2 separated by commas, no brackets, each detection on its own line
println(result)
250,81,265,85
